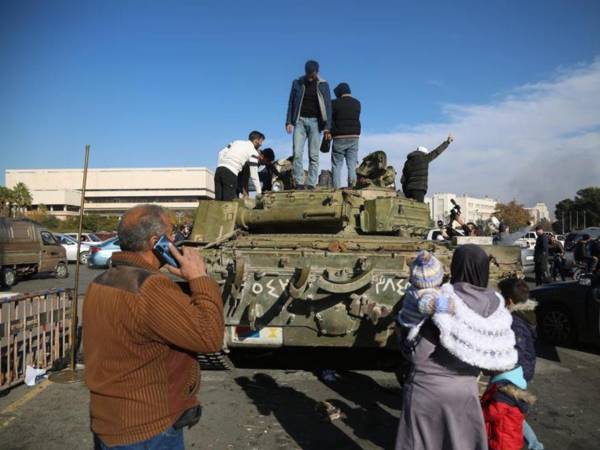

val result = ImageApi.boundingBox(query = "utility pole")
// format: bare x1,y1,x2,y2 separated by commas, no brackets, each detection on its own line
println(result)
569,211,572,231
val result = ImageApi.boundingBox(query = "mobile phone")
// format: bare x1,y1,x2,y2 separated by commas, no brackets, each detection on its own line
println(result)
153,235,180,268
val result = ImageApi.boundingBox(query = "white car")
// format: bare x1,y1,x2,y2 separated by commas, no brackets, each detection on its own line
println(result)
54,233,91,264
64,232,102,243
515,231,538,248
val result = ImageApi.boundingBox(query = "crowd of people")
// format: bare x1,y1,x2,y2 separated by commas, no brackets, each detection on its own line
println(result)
82,202,548,450
213,59,453,202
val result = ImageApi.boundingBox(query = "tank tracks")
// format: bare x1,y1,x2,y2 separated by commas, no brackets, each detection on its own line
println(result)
197,350,233,370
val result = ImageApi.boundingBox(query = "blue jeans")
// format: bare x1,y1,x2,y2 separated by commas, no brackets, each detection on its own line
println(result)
94,427,184,450
524,420,544,450
293,116,321,187
331,138,359,188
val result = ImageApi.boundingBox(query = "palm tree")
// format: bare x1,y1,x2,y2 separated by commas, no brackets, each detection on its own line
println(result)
11,182,33,217
0,186,14,217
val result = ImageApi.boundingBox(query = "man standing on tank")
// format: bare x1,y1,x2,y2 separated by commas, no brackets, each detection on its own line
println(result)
286,60,332,190
331,82,361,188
400,135,453,202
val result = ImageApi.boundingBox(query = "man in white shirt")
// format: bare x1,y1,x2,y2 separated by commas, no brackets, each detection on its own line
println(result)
214,131,272,201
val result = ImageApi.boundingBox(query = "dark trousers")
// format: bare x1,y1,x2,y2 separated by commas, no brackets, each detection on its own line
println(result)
214,166,238,201
405,189,426,202
534,259,548,286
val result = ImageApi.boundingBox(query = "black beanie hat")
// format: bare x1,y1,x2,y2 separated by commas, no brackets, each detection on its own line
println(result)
305,60,319,75
334,82,351,98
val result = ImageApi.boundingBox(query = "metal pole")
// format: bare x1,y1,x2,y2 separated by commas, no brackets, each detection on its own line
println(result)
71,144,90,370
562,212,565,235
576,211,579,230
50,145,89,384
583,211,586,229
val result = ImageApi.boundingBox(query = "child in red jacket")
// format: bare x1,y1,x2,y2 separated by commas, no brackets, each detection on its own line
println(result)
481,278,539,450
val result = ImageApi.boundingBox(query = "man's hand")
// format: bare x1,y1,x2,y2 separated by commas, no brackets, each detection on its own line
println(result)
447,134,454,144
166,244,207,281
286,124,294,134
323,131,332,140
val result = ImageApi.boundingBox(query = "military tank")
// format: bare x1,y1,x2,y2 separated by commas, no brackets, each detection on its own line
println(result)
187,152,521,369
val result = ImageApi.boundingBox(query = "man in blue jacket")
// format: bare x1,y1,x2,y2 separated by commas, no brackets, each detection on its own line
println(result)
286,60,332,190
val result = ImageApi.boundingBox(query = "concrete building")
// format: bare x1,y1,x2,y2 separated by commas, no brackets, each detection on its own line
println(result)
526,202,551,223
425,192,498,224
5,167,214,218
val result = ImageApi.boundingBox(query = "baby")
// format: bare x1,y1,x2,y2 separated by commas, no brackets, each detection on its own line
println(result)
397,250,452,340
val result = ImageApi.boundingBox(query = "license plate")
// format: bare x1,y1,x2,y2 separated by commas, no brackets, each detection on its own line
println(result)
229,326,283,347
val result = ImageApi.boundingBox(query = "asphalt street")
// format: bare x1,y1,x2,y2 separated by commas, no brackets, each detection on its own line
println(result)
0,264,98,296
0,345,599,450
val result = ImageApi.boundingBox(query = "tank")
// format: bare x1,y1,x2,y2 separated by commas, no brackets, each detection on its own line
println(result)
188,152,521,369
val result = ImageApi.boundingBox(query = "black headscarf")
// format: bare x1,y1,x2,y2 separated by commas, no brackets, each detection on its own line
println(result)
450,244,489,288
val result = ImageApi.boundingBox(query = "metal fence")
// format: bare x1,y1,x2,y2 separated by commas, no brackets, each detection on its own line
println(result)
0,288,74,391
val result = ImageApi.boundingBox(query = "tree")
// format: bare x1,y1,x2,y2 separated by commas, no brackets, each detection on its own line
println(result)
11,182,33,217
0,186,14,217
29,204,60,230
554,186,600,233
494,201,531,230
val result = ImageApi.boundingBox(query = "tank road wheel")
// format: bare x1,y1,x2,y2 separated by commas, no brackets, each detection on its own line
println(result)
55,262,69,279
1,268,17,287
79,251,89,265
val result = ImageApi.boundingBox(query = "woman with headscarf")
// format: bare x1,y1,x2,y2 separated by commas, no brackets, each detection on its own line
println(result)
395,245,517,450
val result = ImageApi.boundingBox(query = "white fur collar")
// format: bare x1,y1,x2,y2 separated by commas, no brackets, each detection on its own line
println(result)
432,283,518,371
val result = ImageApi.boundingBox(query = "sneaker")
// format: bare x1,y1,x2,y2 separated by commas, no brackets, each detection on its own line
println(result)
295,184,305,190
306,185,315,190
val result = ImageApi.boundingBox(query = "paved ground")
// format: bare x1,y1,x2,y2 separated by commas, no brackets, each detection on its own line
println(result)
0,344,599,450
0,264,98,296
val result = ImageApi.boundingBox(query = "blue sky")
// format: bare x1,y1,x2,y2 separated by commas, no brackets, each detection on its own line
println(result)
1,0,599,207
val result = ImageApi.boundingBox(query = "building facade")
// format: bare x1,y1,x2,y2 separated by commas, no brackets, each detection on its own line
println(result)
5,167,214,218
425,192,498,224
525,202,551,223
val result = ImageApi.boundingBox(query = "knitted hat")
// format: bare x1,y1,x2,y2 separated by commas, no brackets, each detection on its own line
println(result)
305,60,319,75
410,250,444,289
334,82,351,98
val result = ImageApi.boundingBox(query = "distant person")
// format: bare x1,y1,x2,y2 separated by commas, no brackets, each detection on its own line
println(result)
330,82,361,188
237,148,276,197
533,226,549,286
574,234,598,273
548,234,565,281
401,135,453,202
286,60,332,190
83,204,224,450
214,131,273,201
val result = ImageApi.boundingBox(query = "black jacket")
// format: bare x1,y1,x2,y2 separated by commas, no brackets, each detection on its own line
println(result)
511,312,537,382
331,96,361,137
534,234,549,262
401,140,450,193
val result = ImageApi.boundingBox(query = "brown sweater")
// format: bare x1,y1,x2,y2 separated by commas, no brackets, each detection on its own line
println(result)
83,252,224,446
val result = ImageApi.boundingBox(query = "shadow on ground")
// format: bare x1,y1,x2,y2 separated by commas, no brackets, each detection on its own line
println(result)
236,371,402,450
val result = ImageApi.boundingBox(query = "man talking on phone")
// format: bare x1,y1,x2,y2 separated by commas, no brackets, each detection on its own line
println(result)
83,204,224,450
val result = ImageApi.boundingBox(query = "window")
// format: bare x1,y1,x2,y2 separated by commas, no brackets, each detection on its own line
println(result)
41,231,58,246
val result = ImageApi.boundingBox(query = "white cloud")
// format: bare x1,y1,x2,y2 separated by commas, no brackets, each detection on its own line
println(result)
360,59,600,213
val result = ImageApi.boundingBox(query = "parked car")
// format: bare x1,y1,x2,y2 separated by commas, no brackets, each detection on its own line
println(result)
87,237,121,269
54,233,91,264
0,218,68,287
64,232,102,243
531,274,600,347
